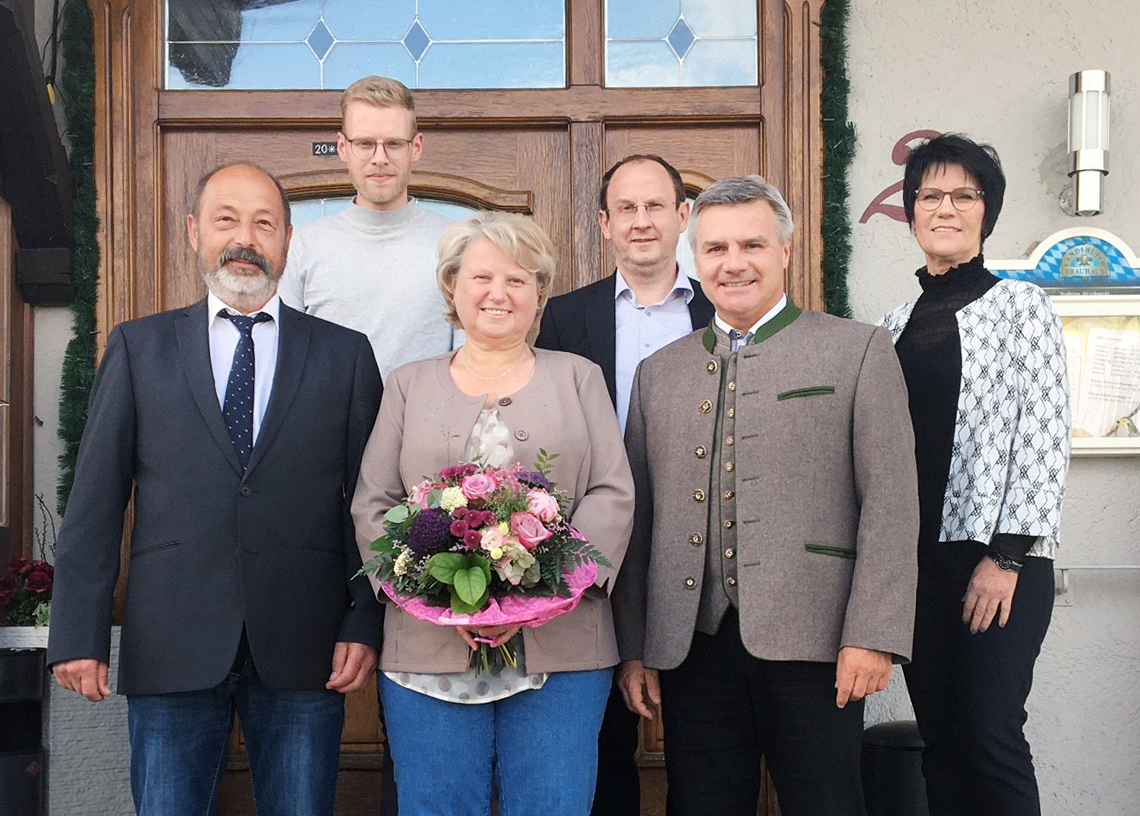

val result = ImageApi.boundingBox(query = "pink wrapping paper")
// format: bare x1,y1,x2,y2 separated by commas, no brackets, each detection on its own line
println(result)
381,561,598,628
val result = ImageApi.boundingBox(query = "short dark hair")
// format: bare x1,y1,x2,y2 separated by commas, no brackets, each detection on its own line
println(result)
598,154,686,212
903,133,1004,242
191,162,292,230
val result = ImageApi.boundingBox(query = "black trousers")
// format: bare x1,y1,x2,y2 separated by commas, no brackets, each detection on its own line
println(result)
591,679,643,816
904,540,1054,816
659,610,866,816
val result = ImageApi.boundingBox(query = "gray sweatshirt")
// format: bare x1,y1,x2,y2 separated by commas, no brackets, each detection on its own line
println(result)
280,199,454,381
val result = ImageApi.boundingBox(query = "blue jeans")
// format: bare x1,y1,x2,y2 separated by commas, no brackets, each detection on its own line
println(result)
127,642,345,816
380,668,612,816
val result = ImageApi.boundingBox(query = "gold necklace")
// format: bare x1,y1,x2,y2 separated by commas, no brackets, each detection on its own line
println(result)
458,347,531,381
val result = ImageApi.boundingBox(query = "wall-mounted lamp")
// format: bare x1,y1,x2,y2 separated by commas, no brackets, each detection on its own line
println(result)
1067,69,1111,217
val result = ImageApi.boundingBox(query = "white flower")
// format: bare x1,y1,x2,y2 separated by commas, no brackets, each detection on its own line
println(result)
393,548,415,576
439,486,468,512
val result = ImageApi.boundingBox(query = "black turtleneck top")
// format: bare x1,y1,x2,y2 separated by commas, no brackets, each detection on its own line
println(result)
893,255,1035,559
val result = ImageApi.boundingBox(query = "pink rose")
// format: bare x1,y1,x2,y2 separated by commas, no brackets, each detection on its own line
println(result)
461,473,498,501
511,512,552,549
408,481,433,509
526,489,560,523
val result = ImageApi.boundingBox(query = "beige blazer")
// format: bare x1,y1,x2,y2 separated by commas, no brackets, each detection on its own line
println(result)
352,349,635,674
613,308,919,670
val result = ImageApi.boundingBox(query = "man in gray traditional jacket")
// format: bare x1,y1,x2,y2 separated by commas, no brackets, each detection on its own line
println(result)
613,175,920,816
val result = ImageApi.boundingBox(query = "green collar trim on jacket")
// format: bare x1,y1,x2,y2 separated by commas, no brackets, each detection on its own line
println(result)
702,300,803,353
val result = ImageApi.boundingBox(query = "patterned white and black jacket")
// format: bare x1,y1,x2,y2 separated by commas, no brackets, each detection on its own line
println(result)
882,278,1070,559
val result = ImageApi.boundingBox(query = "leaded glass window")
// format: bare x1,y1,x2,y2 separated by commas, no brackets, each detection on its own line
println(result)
605,0,758,87
165,0,565,90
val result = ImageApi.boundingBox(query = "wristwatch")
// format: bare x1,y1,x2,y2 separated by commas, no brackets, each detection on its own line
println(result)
987,552,1023,573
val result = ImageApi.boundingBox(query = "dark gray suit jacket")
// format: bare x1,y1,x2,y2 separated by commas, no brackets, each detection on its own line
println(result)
535,270,715,404
47,299,383,695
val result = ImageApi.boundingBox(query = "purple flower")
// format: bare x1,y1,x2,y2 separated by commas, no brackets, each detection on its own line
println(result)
0,574,16,608
405,508,454,557
450,519,469,537
463,530,483,549
520,470,554,493
440,463,479,483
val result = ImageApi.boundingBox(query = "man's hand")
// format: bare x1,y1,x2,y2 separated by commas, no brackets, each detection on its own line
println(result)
835,646,892,708
616,659,661,720
962,555,1018,634
326,641,378,693
53,659,113,703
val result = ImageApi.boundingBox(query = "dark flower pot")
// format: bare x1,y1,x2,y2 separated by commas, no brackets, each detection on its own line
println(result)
0,647,46,814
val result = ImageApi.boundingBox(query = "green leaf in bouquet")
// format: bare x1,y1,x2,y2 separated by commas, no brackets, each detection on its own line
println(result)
426,488,443,508
426,552,468,585
450,585,489,615
453,565,488,606
384,505,411,523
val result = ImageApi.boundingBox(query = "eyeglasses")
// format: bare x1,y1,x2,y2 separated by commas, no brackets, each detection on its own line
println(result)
914,187,985,211
607,201,678,220
342,136,414,161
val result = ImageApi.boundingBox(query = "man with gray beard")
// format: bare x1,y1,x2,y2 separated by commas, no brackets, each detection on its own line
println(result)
48,163,383,816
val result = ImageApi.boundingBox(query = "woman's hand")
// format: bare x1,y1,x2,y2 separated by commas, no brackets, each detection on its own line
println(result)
962,556,1019,634
456,625,522,650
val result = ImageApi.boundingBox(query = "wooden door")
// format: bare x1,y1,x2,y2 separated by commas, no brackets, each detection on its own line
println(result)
89,1,826,812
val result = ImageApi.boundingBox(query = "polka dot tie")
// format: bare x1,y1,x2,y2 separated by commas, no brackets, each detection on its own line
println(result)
221,311,271,468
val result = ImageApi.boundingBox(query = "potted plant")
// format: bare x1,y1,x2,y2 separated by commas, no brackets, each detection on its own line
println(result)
0,495,55,649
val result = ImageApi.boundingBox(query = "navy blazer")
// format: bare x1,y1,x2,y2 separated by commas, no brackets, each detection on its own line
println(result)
47,300,383,695
535,270,716,405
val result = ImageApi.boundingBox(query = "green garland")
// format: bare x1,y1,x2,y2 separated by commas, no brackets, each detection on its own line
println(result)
56,0,99,515
820,0,854,318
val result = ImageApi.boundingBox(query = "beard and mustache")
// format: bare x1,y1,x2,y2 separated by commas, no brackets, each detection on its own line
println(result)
201,246,283,301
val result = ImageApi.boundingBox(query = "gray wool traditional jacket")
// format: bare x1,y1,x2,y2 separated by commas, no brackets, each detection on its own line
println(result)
613,303,920,670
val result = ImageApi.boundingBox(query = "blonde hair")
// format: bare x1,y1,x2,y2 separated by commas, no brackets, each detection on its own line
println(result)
340,76,417,131
437,212,557,332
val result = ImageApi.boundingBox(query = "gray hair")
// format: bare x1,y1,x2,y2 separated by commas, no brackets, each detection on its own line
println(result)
688,175,794,252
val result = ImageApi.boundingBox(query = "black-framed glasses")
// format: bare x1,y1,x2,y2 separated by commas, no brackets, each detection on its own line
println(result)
342,136,414,161
914,187,985,211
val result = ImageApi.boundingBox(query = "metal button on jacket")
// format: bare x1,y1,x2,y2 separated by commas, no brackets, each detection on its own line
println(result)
684,577,697,589
514,429,528,441
723,490,734,500
725,461,735,472
689,533,704,546
726,436,734,446
692,489,706,502
728,381,736,391
498,396,512,406
723,520,734,529
699,399,713,414
695,445,707,458
726,576,737,587
707,360,719,373
727,408,735,419
725,548,736,559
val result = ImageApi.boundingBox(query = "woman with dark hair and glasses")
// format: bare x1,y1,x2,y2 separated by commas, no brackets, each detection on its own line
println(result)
881,133,1071,816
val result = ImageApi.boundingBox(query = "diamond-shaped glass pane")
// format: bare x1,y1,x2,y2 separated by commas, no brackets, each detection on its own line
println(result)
403,20,431,61
307,20,335,60
666,17,695,59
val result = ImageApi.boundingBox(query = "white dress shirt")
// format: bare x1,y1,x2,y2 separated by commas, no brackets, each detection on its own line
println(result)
714,294,788,351
207,292,280,444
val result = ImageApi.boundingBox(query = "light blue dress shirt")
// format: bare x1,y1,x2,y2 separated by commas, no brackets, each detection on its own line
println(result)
614,268,697,434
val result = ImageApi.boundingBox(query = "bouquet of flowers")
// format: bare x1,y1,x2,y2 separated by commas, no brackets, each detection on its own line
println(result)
0,557,53,627
359,451,611,671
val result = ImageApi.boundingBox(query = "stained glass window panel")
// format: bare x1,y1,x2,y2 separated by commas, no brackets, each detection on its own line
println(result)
165,0,566,90
605,0,758,88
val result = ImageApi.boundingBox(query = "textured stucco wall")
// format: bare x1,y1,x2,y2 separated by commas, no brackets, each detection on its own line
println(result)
849,2,1140,814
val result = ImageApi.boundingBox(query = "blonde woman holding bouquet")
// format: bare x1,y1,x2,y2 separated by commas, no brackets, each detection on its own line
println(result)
352,211,635,816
